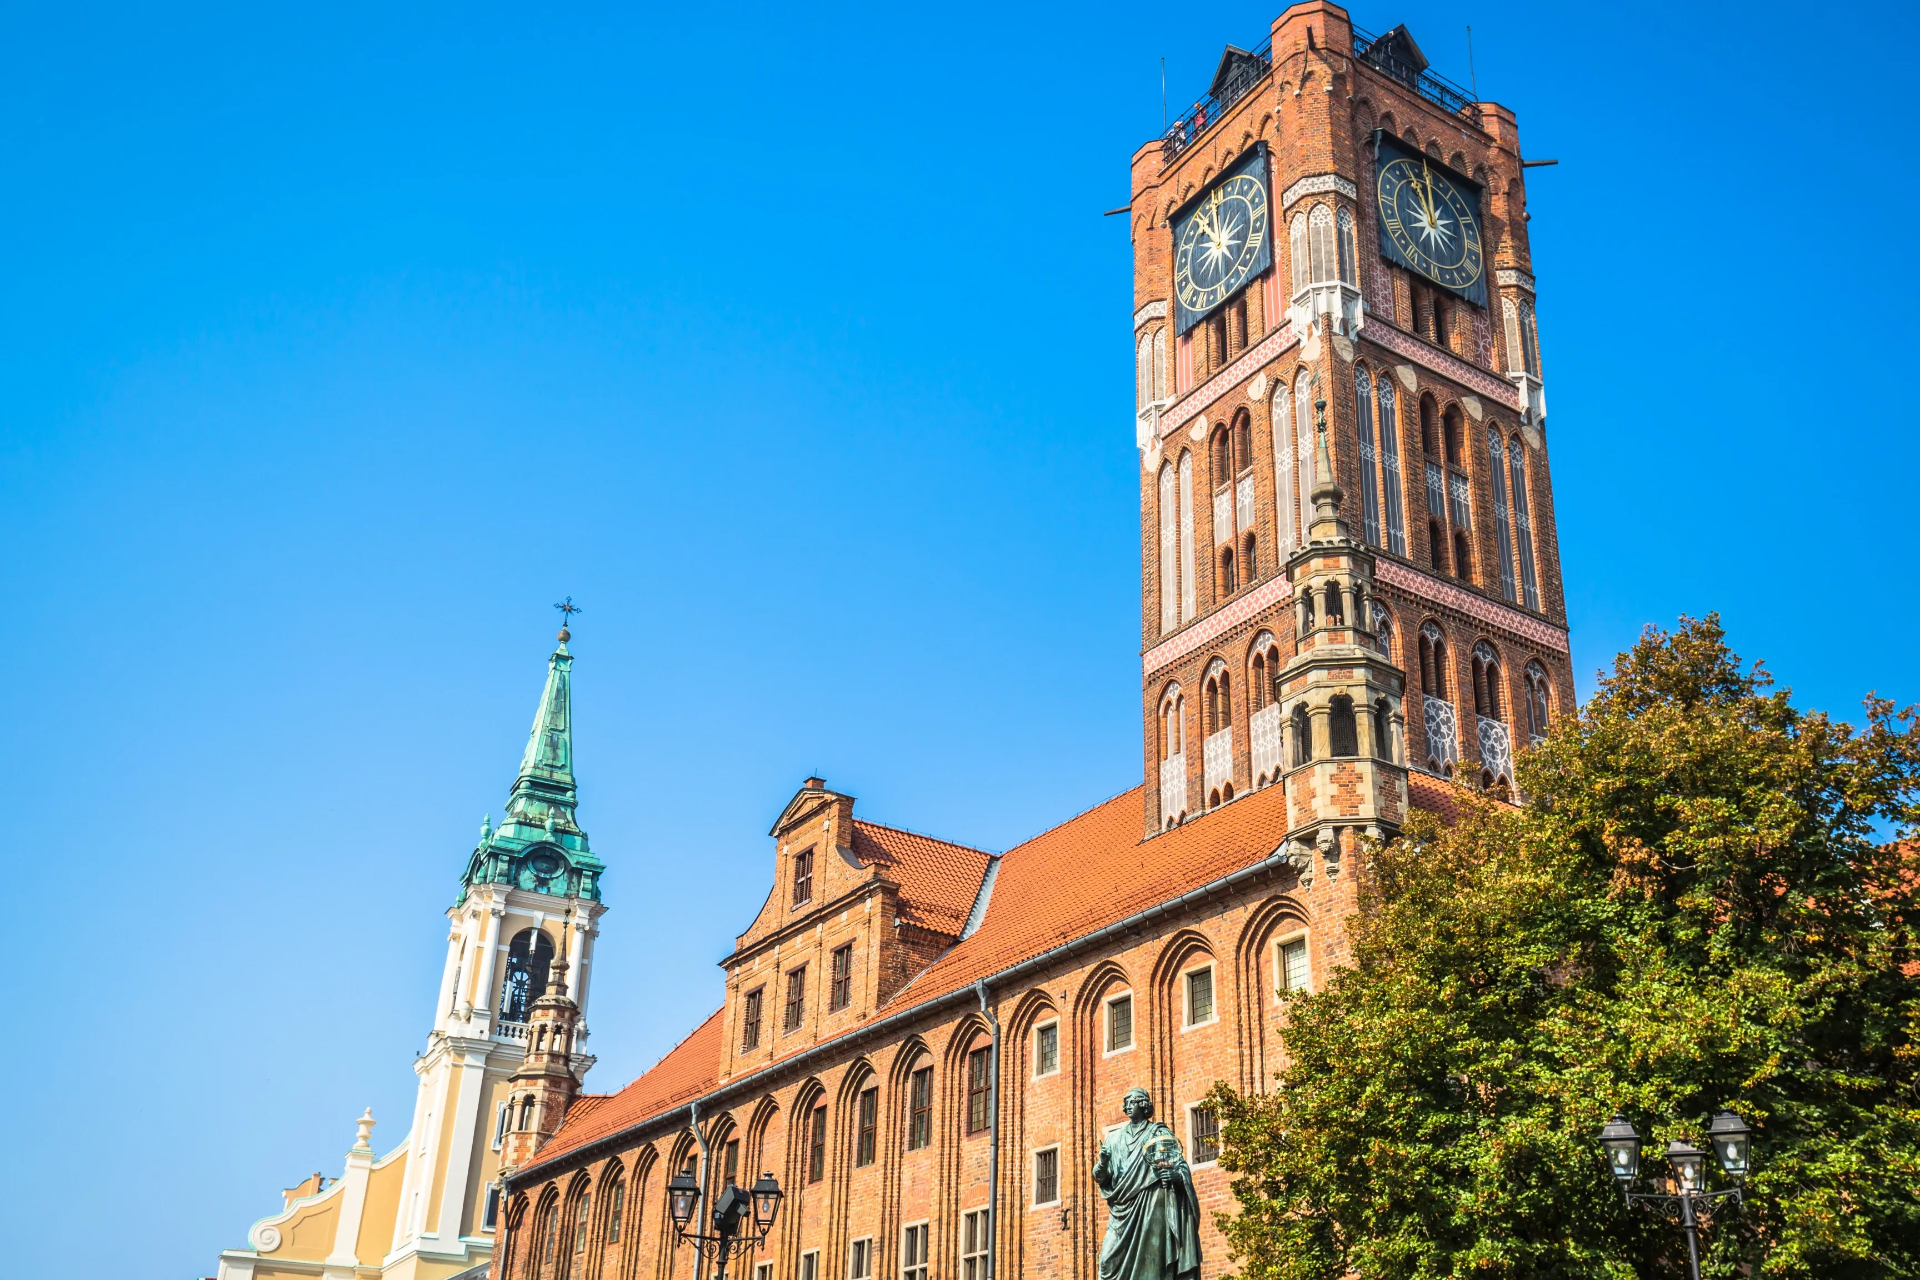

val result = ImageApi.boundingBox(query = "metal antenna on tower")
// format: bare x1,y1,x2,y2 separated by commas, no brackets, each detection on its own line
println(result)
1161,57,1167,131
1466,26,1479,101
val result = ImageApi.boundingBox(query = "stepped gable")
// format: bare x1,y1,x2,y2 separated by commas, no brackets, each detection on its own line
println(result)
849,819,994,935
523,774,1474,1173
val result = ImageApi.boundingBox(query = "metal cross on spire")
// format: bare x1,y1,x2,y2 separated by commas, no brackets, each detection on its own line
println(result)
554,597,582,641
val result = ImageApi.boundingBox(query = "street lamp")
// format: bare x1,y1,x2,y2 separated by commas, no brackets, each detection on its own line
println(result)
666,1164,783,1280
1597,1110,1752,1280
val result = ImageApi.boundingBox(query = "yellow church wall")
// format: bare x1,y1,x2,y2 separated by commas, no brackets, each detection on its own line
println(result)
280,1196,338,1259
355,1146,408,1265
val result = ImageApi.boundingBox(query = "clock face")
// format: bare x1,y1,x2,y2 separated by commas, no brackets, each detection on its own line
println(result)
1375,156,1484,293
1174,173,1270,319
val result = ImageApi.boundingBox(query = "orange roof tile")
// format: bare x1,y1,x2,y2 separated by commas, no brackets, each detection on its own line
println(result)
850,820,994,936
523,776,1462,1177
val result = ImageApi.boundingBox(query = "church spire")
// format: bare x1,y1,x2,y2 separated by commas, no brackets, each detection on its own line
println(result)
458,619,604,904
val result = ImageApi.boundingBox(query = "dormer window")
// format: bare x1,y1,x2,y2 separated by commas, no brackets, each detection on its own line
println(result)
791,848,814,907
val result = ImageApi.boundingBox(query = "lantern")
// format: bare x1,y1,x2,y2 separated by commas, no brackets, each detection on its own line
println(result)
1707,1111,1751,1178
1597,1113,1641,1184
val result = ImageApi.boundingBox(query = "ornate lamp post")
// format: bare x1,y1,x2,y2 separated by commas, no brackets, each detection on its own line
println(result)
666,1167,783,1280
1598,1110,1752,1280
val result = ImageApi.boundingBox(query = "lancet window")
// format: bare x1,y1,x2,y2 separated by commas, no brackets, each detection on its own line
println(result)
500,929,555,1025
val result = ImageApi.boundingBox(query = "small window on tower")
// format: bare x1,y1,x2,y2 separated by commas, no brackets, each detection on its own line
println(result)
791,848,814,907
809,1104,828,1182
967,1046,991,1133
740,987,763,1051
908,1066,934,1150
784,966,807,1033
857,1086,879,1167
830,944,853,1011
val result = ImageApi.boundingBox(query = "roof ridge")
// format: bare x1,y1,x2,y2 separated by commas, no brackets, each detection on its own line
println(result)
998,784,1144,855
850,816,999,856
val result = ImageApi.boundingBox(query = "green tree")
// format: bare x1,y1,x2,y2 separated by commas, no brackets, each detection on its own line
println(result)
1210,617,1920,1279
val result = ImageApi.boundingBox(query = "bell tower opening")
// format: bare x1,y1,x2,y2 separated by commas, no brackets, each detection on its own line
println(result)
500,929,557,1025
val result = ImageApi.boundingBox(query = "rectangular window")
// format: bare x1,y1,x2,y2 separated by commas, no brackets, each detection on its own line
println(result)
1034,1022,1059,1077
1033,1147,1060,1205
961,1210,989,1280
784,967,807,1033
608,1178,624,1243
724,1137,740,1188
1107,994,1134,1052
1510,444,1539,611
1279,937,1309,993
809,1104,827,1183
1185,968,1214,1026
901,1223,929,1280
966,1046,991,1134
830,944,853,1011
792,848,814,906
1487,431,1516,603
574,1193,591,1254
1448,470,1473,531
483,1183,500,1232
741,987,763,1051
1190,1106,1220,1164
756,1265,774,1280
856,1087,879,1167
493,1100,510,1149
801,1251,820,1280
848,1238,872,1280
907,1066,933,1150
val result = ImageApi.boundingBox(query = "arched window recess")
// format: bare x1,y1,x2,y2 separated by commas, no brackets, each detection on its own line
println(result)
1202,660,1234,806
1287,202,1364,336
500,929,556,1025
1249,633,1286,788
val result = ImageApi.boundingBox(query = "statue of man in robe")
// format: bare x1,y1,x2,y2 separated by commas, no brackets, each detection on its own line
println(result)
1092,1087,1202,1280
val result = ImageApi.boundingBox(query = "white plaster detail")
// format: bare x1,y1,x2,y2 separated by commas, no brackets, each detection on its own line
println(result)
1332,334,1354,363
253,1227,282,1253
1188,420,1206,442
1250,703,1284,784
1521,423,1543,451
1214,486,1234,544
1134,300,1169,330
1236,474,1255,533
1161,324,1300,439
1248,372,1269,402
1282,173,1358,206
1142,571,1295,677
1362,323,1522,410
1301,330,1322,362
1395,363,1418,393
1477,715,1513,785
1204,727,1234,796
1374,559,1569,651
1422,695,1459,774
1160,752,1189,827
1494,268,1535,291
1460,394,1483,421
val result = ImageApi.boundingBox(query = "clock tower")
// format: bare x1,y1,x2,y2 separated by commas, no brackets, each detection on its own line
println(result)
1129,1,1574,844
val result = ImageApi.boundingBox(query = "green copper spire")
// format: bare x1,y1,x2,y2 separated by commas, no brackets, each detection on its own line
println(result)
458,627,605,905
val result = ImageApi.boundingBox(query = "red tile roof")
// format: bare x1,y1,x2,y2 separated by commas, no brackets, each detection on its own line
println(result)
850,820,994,936
523,776,1468,1176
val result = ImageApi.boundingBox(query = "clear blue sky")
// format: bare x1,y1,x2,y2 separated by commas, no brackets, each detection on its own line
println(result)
2,2,1914,1276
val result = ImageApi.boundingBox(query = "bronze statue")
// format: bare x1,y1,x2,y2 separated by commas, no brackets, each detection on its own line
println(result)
1092,1087,1202,1280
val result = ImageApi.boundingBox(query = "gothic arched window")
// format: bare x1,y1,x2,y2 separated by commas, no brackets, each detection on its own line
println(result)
1293,368,1314,540
1376,376,1404,555
1373,697,1393,761
1418,622,1450,701
1308,205,1335,283
1510,436,1540,610
1272,381,1296,558
1289,211,1310,297
1158,461,1178,636
1178,450,1197,623
1335,207,1357,285
1159,684,1186,762
1137,333,1153,409
1204,664,1232,737
501,929,556,1025
1487,429,1517,603
1472,642,1504,720
1524,661,1552,745
1372,603,1394,660
1329,695,1358,758
1290,703,1313,767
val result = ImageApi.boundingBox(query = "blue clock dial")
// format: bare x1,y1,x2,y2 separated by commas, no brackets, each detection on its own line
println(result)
1375,155,1484,294
1174,173,1270,320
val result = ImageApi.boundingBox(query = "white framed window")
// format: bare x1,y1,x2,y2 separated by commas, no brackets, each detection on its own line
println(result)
493,1100,510,1150
482,1182,500,1231
1032,1146,1061,1206
848,1236,873,1280
901,1222,929,1280
1104,992,1135,1054
801,1249,821,1280
961,1209,989,1280
1187,1103,1220,1166
755,1265,773,1280
1182,965,1216,1028
1033,1020,1060,1077
1276,932,1310,995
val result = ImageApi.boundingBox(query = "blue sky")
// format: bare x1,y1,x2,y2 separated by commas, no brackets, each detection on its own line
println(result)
2,2,1915,1276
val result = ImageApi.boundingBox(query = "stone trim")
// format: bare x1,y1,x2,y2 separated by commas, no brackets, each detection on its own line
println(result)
1142,572,1295,677
1161,325,1300,439
1281,173,1358,207
1375,559,1569,651
1494,268,1535,291
1361,323,1522,411
1133,300,1168,330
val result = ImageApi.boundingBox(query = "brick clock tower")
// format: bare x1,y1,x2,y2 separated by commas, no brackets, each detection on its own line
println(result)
1131,2,1573,850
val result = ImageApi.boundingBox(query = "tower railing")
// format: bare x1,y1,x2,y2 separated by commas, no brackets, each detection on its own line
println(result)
1161,38,1273,163
1349,25,1479,121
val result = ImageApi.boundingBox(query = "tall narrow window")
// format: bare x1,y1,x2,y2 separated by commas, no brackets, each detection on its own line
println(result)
791,849,814,906
1419,623,1452,701
1190,1106,1221,1164
1034,1148,1061,1205
1290,703,1312,767
901,1225,930,1280
1034,1022,1059,1077
500,929,555,1024
1137,333,1153,409
1272,384,1295,558
740,987,763,1051
1330,695,1358,757
483,1183,500,1232
574,1192,591,1254
541,1201,559,1264
1377,377,1405,555
1510,438,1539,610
1289,211,1309,297
1335,207,1357,284
830,944,853,1011
1355,366,1381,546
1502,298,1528,374
1473,643,1504,721
1448,471,1473,539
1158,462,1178,635
1279,936,1309,992
784,966,807,1032
1294,369,1315,540
724,1138,740,1187
1185,967,1214,1025
849,1238,872,1280
967,1046,991,1133
808,1104,827,1182
1524,662,1552,745
857,1086,878,1166
907,1067,933,1150
1153,329,1168,401
962,1211,990,1280
607,1176,624,1243
1487,430,1516,602
1520,301,1541,375
1308,205,1335,282
1179,450,1197,622
802,1252,820,1280
1107,994,1134,1051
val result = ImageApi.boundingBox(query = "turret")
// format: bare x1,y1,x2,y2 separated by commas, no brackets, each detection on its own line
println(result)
1277,396,1409,884
499,939,583,1174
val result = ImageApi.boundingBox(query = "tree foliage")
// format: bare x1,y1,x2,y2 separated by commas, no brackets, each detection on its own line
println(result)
1210,617,1920,1279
